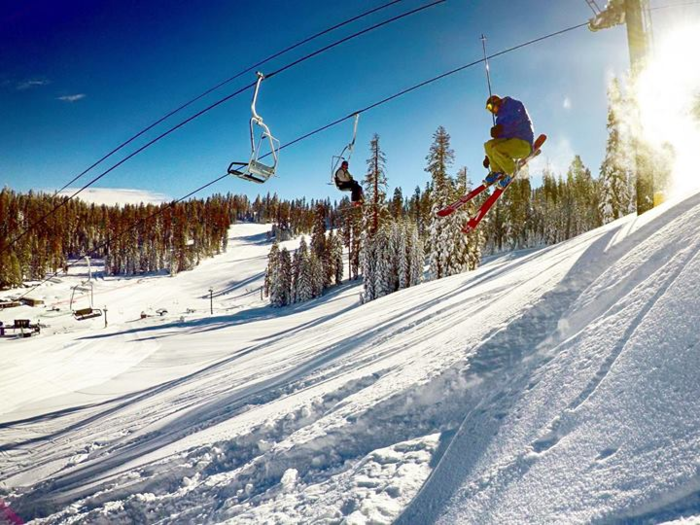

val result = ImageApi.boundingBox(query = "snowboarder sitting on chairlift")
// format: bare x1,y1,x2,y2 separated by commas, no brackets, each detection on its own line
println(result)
335,160,364,205
482,94,535,189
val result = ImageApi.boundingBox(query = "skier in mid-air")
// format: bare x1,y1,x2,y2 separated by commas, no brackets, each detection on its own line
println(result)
334,160,364,206
482,94,535,188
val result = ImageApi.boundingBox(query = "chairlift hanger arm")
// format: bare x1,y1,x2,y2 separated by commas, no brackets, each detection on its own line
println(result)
588,0,627,31
251,71,265,125
348,113,360,154
584,0,601,15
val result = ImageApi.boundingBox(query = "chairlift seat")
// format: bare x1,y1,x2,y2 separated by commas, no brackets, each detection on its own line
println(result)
228,162,268,184
248,159,276,180
74,307,103,320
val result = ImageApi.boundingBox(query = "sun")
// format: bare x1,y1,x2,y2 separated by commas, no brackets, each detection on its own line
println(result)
634,23,700,198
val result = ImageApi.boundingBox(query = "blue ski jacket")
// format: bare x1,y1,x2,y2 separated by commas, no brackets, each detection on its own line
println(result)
496,97,534,147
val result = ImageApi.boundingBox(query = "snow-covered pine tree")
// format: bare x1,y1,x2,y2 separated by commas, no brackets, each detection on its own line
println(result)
324,230,336,287
363,133,388,237
409,222,424,286
309,253,325,298
360,134,389,301
426,126,466,279
292,237,310,303
264,240,280,299
372,226,392,300
310,204,327,261
390,187,404,220
293,237,313,303
279,247,293,306
387,222,401,292
600,77,634,223
360,229,376,302
541,167,561,245
397,221,410,290
408,186,422,233
461,172,484,270
450,167,479,272
329,230,344,285
310,203,332,290
502,177,532,250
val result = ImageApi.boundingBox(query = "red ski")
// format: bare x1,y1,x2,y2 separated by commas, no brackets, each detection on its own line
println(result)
462,133,547,234
436,181,492,217
437,134,546,218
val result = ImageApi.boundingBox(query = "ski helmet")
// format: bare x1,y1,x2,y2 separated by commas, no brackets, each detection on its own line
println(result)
486,95,502,113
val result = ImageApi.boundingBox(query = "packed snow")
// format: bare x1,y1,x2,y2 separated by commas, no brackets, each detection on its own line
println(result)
2,192,700,524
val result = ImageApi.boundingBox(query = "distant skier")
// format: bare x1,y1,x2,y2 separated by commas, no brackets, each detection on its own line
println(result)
335,160,364,205
482,94,535,188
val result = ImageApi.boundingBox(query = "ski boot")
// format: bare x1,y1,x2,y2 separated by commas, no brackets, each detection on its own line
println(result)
483,171,503,185
497,175,513,189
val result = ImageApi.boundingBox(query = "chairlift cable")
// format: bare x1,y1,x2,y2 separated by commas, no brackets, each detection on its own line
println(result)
8,0,446,249
52,0,407,197
278,21,589,155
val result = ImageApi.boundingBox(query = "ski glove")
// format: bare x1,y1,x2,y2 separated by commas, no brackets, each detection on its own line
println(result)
490,124,504,139
483,156,490,169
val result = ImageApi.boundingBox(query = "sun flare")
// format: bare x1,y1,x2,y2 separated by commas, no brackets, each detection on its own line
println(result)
635,23,700,198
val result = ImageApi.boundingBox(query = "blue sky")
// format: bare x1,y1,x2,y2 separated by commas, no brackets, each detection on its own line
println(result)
1,0,697,202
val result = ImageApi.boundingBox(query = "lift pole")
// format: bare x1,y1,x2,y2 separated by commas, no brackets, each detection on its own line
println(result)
626,0,654,214
589,0,653,214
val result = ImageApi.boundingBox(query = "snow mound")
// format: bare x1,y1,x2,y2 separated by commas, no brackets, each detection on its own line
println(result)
3,193,700,524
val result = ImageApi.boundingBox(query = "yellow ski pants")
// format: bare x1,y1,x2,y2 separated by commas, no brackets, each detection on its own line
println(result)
484,138,532,176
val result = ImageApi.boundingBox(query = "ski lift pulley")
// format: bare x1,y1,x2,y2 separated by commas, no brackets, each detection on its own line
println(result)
228,72,281,184
330,113,360,186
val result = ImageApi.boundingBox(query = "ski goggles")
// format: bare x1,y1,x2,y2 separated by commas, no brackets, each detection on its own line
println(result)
486,102,496,112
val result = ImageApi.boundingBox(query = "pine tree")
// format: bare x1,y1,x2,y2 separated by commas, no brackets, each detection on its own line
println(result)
279,247,293,306
264,240,280,299
310,204,327,260
330,231,344,285
425,126,467,279
409,222,424,286
600,77,633,223
360,230,376,302
390,187,404,219
296,238,314,303
397,222,410,290
372,226,392,299
363,134,388,237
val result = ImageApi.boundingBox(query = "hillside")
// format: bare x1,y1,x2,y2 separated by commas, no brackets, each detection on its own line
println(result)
2,192,700,524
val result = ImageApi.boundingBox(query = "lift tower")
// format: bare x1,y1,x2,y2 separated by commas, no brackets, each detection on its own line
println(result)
589,0,654,214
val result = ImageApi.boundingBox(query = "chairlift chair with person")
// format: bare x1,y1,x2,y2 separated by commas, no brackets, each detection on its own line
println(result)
330,113,360,186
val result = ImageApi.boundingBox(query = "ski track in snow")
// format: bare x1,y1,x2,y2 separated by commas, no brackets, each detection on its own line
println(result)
2,193,700,524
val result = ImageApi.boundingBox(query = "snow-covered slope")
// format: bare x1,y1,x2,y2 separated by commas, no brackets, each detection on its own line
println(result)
2,193,700,524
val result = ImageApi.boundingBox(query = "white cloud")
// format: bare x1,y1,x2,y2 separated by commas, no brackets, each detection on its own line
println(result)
57,93,86,102
563,97,572,110
17,79,50,91
56,188,170,207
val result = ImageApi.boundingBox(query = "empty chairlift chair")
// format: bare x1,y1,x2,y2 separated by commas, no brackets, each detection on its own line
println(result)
70,258,102,321
228,72,281,184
